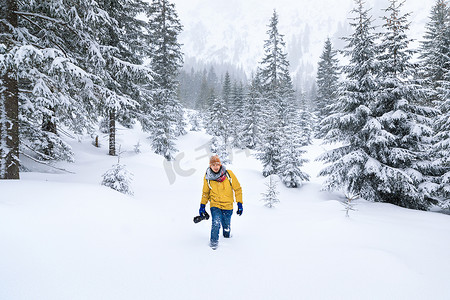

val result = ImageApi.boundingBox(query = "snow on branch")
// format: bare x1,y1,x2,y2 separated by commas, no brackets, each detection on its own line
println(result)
20,151,75,174
13,11,76,33
111,56,153,81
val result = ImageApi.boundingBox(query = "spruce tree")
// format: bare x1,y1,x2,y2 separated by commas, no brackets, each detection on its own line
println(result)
315,38,340,138
242,72,264,149
207,82,230,163
207,66,220,94
1,0,109,176
321,0,437,210
205,72,232,152
257,10,292,177
257,10,309,184
89,0,150,156
318,0,380,204
279,124,310,188
434,92,450,204
375,0,436,209
259,10,295,125
230,80,245,148
298,94,314,146
146,0,184,160
207,89,228,140
195,73,210,112
421,0,450,205
1,0,152,177
188,111,202,131
221,72,232,145
256,123,282,177
418,0,450,105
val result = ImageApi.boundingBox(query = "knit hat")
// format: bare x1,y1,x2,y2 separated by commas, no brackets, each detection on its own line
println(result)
209,155,221,165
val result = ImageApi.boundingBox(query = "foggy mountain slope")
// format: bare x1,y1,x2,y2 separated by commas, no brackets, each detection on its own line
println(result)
172,0,434,85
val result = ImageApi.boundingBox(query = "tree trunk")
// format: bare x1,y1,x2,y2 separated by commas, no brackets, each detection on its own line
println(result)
0,0,20,179
109,108,116,156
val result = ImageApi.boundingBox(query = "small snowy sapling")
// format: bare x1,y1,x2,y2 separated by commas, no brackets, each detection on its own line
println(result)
261,175,280,208
101,146,134,195
341,192,359,217
134,140,141,154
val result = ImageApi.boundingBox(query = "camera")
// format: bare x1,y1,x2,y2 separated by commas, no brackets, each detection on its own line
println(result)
193,211,210,223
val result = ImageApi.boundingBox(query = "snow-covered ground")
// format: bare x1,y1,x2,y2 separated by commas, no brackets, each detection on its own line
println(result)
1,125,449,300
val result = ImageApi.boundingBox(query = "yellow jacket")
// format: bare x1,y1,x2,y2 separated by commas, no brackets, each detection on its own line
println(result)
201,169,242,210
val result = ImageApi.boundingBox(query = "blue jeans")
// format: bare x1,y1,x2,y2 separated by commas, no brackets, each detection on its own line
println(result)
210,207,233,244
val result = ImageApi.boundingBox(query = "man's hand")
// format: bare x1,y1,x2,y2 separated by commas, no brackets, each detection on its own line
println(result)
237,202,243,216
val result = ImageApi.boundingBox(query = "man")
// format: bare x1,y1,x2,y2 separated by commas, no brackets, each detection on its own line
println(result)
199,155,243,249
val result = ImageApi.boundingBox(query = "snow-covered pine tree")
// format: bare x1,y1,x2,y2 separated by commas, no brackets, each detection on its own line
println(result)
189,111,202,131
277,75,311,187
177,68,193,108
320,0,436,210
256,119,282,177
241,71,264,149
101,149,134,195
146,0,184,160
318,0,380,204
207,66,221,95
297,94,314,147
204,73,234,157
195,72,210,112
419,0,450,204
44,0,151,158
108,0,149,131
315,38,341,138
221,72,232,145
174,105,187,137
259,10,295,127
1,0,151,176
434,86,450,205
203,88,215,135
206,85,231,160
261,175,280,208
279,68,298,128
94,0,151,157
150,91,178,160
257,10,300,177
1,0,106,177
418,0,450,106
13,7,77,162
279,123,310,188
18,0,99,162
375,0,437,209
230,81,245,148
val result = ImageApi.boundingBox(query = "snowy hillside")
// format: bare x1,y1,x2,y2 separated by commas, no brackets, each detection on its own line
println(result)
1,126,449,300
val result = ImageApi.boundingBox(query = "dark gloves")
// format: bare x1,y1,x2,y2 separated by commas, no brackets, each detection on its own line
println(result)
199,204,206,216
237,202,243,216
